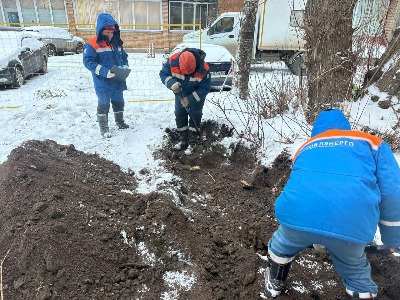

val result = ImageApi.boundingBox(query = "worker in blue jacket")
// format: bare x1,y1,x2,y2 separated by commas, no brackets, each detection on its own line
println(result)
160,48,211,155
264,109,400,300
83,13,129,138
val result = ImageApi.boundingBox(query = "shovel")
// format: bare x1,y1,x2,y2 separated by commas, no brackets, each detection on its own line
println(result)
178,93,204,143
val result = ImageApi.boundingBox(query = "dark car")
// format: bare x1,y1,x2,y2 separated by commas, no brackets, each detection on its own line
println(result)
0,31,48,88
24,26,85,56
164,42,234,91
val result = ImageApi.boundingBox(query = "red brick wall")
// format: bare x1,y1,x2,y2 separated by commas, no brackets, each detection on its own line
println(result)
218,0,244,14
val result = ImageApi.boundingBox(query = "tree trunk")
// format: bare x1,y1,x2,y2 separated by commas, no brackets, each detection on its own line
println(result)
236,0,258,100
375,29,400,99
304,0,357,122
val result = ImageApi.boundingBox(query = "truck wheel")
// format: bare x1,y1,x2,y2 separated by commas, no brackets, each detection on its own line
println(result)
290,54,307,76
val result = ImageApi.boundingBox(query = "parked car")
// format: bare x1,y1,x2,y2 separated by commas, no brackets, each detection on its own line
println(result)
0,26,23,31
0,31,48,88
24,26,85,56
163,43,234,91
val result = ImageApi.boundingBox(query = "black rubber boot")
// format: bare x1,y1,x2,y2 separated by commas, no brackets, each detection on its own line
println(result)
264,255,292,298
97,114,111,138
114,111,129,129
174,130,188,150
188,130,198,146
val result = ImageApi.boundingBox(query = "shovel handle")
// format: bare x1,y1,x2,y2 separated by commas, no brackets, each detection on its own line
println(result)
177,93,203,141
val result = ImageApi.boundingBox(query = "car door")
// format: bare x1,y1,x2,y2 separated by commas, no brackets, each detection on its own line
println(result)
20,36,38,75
57,28,73,52
66,33,75,52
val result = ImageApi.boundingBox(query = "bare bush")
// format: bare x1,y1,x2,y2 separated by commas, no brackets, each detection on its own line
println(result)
360,125,400,151
249,71,307,119
35,89,67,100
207,67,310,148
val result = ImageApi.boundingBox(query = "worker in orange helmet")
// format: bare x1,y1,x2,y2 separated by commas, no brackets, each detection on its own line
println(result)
160,48,211,155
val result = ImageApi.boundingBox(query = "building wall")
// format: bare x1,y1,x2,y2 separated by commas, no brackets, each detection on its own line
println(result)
218,0,244,14
2,0,243,53
64,0,193,53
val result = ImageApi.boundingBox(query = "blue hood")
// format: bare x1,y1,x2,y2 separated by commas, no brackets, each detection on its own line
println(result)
311,109,351,137
95,13,122,46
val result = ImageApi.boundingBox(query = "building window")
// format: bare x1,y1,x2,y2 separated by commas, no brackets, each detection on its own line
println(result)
50,0,68,26
133,1,161,30
169,1,218,31
36,0,52,24
74,0,162,31
1,0,19,25
20,0,36,25
0,0,68,26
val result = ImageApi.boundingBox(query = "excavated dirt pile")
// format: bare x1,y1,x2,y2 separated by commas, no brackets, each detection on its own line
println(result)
0,121,399,300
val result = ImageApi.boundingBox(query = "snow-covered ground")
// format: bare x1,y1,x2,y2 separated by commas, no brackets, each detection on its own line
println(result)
1,52,399,299
0,53,399,195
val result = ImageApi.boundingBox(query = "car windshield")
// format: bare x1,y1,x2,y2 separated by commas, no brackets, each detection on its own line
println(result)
0,33,43,55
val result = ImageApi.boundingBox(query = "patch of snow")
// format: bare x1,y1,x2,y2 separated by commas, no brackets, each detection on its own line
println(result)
163,270,197,292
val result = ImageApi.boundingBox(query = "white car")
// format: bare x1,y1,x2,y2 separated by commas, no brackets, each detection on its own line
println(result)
24,26,85,56
164,42,234,91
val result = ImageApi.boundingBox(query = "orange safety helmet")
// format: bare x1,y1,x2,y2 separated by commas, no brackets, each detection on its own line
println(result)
179,51,196,74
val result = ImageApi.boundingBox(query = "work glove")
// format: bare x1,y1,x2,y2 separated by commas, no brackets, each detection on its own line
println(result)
171,82,182,94
107,70,116,78
180,97,189,108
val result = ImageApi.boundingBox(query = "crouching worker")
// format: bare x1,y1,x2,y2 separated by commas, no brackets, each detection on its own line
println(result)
160,48,211,155
83,13,129,138
264,109,400,299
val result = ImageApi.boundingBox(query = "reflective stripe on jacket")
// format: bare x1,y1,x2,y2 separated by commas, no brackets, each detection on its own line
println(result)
159,48,211,103
83,13,128,92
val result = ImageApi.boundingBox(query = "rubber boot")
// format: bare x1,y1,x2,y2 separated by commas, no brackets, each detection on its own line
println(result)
264,252,293,298
184,130,198,155
114,111,129,129
174,130,188,150
345,289,377,299
188,130,198,146
97,114,111,138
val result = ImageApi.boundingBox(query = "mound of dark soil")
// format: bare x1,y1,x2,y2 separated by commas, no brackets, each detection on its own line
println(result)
0,122,399,300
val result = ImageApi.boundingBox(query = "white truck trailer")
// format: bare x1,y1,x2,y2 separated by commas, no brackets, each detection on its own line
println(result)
183,0,387,75
183,0,306,75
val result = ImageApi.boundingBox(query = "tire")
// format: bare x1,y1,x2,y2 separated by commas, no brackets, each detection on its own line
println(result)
13,67,24,88
47,44,56,57
76,43,84,54
290,53,307,76
39,57,48,74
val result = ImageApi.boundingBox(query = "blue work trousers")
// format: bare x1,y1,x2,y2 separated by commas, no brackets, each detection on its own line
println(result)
96,90,124,114
174,96,204,131
268,225,377,294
